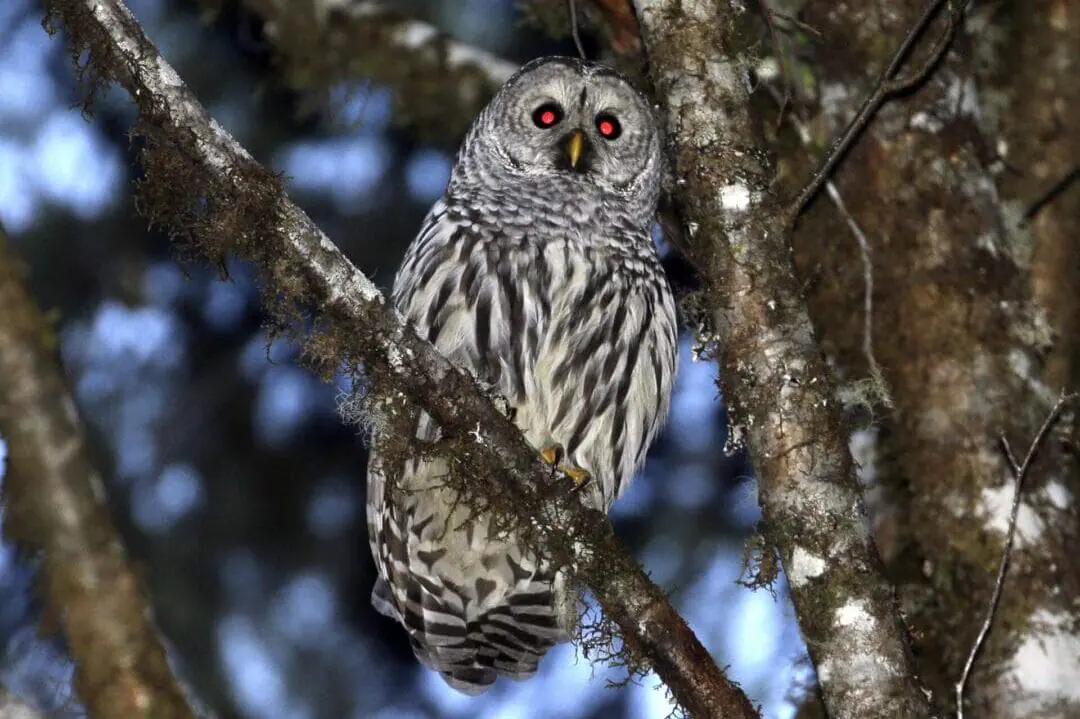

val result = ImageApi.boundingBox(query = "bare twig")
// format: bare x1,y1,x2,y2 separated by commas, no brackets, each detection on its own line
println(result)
0,229,197,718
586,0,642,54
569,0,588,59
756,0,792,121
831,184,893,406
955,393,1079,719
1020,162,1080,223
763,82,893,409
789,0,966,221
42,0,757,716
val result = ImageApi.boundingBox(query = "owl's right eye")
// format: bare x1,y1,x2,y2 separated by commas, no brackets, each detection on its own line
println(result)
531,102,563,129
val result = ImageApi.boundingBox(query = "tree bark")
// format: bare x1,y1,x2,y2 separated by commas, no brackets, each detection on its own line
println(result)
632,1,933,717
783,0,1080,715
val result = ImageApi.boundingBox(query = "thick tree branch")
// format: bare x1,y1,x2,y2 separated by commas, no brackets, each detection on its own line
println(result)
42,0,757,716
783,1,1072,714
633,1,933,718
0,230,196,718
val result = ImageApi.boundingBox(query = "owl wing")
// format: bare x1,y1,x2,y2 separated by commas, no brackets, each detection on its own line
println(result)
367,199,567,694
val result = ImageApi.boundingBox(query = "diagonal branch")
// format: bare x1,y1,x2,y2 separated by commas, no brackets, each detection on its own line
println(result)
0,229,196,718
42,0,757,716
632,1,933,717
788,0,966,221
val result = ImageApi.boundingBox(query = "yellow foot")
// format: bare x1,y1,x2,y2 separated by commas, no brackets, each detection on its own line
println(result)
539,444,592,487
540,443,564,466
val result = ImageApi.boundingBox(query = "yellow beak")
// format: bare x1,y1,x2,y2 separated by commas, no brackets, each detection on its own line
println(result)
567,129,586,169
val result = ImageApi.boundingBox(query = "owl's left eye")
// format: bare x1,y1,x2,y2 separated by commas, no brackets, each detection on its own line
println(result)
596,113,622,140
532,102,563,129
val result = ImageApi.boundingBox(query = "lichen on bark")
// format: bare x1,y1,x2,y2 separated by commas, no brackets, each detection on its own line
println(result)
633,1,932,717
779,0,1080,715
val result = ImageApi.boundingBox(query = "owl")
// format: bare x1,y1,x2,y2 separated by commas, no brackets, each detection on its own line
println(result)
367,56,678,694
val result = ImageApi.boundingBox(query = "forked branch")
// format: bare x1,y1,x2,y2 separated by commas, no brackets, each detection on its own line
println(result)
788,0,967,222
955,393,1079,718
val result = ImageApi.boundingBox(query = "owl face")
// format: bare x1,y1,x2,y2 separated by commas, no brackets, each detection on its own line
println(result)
475,57,661,194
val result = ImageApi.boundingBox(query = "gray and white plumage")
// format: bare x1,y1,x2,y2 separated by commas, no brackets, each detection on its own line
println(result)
366,56,678,694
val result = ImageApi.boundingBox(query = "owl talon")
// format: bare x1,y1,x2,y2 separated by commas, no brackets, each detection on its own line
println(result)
540,443,565,467
540,444,591,489
563,466,592,489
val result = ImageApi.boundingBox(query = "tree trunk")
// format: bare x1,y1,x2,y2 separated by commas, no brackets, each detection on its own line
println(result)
785,0,1080,714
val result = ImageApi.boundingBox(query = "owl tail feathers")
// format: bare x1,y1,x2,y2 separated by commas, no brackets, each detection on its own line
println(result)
371,578,565,695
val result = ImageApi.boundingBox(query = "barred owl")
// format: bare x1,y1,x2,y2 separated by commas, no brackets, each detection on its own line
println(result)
367,56,678,694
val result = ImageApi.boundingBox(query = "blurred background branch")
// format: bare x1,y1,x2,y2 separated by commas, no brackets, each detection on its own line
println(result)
0,225,197,718
234,0,517,141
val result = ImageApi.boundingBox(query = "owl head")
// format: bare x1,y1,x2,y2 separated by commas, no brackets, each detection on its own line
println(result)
460,57,663,202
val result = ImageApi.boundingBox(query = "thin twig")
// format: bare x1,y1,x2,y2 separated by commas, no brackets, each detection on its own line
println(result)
955,392,1079,719
1020,162,1080,223
568,0,588,59
756,0,792,123
763,82,893,408
825,181,893,408
788,0,966,222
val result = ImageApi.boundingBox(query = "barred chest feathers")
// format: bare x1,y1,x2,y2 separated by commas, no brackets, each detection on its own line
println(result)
394,189,677,510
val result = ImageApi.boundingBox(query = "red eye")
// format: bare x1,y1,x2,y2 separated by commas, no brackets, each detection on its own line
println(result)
596,113,622,140
532,102,563,129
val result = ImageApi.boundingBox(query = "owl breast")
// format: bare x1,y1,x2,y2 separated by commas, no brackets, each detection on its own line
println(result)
398,188,676,507
513,239,674,508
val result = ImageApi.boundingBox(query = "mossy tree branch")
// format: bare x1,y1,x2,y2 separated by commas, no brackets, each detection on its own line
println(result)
40,0,757,716
0,228,196,718
632,1,934,717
